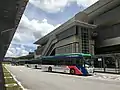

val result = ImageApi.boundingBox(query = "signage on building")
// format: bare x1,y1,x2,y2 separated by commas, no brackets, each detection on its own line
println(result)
98,58,102,61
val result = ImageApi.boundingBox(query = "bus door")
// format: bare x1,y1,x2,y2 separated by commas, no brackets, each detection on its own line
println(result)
54,58,66,72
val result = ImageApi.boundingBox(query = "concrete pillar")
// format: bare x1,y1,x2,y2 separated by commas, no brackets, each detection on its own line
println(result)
0,24,6,90
0,36,5,90
0,62,5,90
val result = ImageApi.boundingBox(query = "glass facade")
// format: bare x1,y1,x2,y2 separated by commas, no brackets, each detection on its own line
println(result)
35,46,45,55
56,43,79,54
55,26,92,55
81,27,89,54
93,55,120,73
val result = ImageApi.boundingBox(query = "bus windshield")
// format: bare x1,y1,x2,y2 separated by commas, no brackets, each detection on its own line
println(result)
84,56,94,68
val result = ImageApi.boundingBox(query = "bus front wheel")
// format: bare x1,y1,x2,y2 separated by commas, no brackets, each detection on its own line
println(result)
48,67,52,72
70,69,75,74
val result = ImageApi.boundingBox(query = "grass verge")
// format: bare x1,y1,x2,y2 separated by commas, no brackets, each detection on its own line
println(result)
2,64,22,90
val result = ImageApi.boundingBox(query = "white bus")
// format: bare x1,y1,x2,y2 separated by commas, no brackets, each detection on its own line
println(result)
25,59,41,69
41,53,94,76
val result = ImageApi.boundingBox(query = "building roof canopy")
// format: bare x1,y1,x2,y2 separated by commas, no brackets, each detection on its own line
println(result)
0,0,28,59
34,20,96,45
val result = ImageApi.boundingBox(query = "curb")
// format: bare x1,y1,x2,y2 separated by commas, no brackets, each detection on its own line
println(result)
4,65,27,90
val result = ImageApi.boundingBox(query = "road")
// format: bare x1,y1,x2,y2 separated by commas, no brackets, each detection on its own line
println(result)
6,65,120,90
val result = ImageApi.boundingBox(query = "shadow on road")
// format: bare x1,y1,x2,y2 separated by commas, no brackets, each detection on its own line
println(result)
42,71,91,76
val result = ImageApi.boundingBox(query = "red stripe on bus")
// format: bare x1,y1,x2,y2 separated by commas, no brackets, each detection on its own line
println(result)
68,66,83,75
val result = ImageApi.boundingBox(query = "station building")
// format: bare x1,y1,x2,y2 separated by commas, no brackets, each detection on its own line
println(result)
34,0,120,56
34,20,96,56
34,0,120,73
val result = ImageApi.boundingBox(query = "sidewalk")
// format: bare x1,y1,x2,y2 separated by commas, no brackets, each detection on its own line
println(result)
93,72,120,81
2,64,23,90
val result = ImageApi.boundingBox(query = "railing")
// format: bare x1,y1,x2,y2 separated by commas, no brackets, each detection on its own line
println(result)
94,68,120,74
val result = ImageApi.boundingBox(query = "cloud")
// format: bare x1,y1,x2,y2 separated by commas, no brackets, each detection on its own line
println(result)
22,15,59,40
6,14,60,57
5,43,37,57
5,44,29,57
21,50,29,56
12,14,60,45
75,0,98,7
29,0,98,13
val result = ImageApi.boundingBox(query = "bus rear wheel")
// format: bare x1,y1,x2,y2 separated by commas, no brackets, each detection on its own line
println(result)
27,65,29,67
35,65,37,69
70,69,75,74
48,67,52,72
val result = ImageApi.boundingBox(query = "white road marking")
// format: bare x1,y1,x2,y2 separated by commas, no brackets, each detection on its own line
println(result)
4,65,28,90
20,70,23,72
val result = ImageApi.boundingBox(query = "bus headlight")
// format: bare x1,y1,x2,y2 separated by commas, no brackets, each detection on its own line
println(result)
87,68,94,74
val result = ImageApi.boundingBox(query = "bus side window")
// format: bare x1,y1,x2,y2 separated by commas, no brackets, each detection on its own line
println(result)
65,58,72,65
76,58,83,66
72,58,76,65
76,59,79,65
57,59,64,65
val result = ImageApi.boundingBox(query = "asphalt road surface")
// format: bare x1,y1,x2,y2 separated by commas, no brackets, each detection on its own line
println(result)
6,65,120,90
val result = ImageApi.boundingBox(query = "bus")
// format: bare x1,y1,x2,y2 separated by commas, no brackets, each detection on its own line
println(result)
25,59,41,69
41,53,94,75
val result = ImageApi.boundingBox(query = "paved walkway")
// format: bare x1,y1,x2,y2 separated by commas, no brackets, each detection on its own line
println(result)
94,73,120,81
6,65,120,90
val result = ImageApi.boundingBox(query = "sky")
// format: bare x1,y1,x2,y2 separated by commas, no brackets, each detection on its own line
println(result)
5,0,98,57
